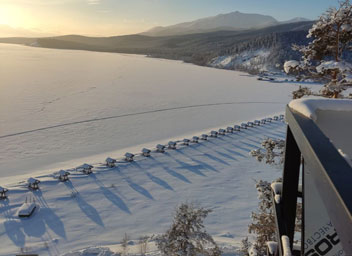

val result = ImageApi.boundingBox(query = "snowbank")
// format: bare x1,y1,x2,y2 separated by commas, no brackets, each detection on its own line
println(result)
288,98,352,121
283,60,299,74
289,98,352,166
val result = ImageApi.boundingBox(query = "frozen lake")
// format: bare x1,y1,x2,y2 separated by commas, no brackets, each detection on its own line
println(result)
0,44,295,180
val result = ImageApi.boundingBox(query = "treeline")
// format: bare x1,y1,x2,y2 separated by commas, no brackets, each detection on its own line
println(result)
0,21,314,71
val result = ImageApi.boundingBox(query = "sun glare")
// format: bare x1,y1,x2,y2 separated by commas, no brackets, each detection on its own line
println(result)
0,5,27,27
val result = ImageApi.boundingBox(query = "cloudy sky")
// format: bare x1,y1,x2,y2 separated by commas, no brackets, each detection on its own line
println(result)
0,0,340,37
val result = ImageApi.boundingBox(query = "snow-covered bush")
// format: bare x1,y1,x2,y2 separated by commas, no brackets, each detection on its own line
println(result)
238,237,252,256
155,203,221,256
284,0,352,98
250,138,285,165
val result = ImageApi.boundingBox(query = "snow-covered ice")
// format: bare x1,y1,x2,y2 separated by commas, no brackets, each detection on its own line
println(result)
0,43,296,180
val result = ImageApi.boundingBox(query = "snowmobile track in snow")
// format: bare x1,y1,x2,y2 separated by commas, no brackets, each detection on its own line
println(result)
0,101,286,139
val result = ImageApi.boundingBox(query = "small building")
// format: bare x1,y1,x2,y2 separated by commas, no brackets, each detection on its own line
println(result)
273,116,279,121
168,141,177,149
28,177,40,190
77,163,93,174
247,121,254,127
218,129,226,135
183,139,190,146
254,120,261,126
261,119,266,124
210,131,218,137
156,144,166,153
267,117,272,122
106,157,117,167
227,126,234,133
192,136,199,143
234,125,241,131
125,152,135,162
58,170,70,182
0,186,8,200
142,148,151,157
241,123,248,129
201,134,208,140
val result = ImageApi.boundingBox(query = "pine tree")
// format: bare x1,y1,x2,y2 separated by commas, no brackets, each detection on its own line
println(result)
156,203,221,256
284,0,352,98
248,180,276,256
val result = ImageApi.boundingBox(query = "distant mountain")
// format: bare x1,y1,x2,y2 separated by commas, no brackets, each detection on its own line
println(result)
142,11,279,36
141,11,310,37
280,17,311,24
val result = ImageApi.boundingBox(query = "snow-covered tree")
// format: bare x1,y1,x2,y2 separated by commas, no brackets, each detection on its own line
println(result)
248,179,302,255
156,203,221,256
248,180,277,255
250,138,285,165
284,0,352,98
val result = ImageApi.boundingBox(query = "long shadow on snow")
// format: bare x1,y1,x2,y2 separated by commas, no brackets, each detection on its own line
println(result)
130,162,174,191
149,157,192,184
203,135,248,158
115,169,154,200
125,177,154,200
64,181,104,227
40,208,67,239
223,147,247,158
218,137,253,157
21,211,46,238
248,128,286,140
192,143,231,166
173,149,219,173
89,174,131,214
4,220,25,247
32,190,67,239
238,124,285,137
163,151,207,176
173,159,207,177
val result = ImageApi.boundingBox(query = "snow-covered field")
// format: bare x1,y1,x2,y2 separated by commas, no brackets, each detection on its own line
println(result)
0,43,296,255
0,117,287,255
0,43,296,180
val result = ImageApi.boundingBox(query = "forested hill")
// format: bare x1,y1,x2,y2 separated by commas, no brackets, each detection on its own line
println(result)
0,21,313,73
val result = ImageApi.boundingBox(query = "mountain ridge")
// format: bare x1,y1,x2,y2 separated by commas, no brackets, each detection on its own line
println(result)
141,11,309,37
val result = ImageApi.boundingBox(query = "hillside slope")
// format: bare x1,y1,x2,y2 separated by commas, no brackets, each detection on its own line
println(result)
0,21,313,72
